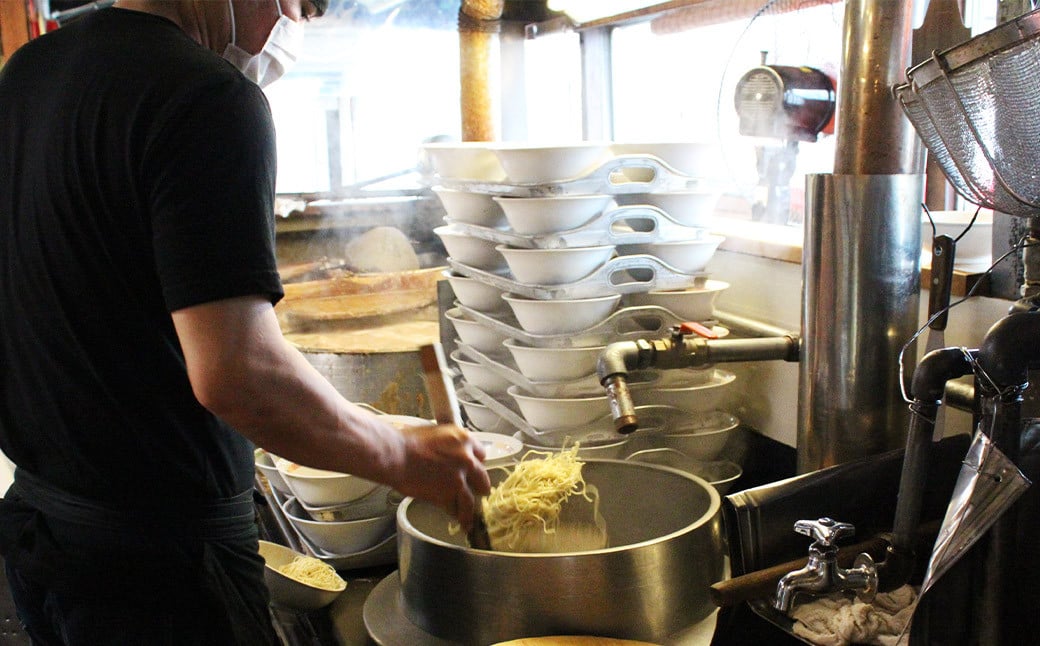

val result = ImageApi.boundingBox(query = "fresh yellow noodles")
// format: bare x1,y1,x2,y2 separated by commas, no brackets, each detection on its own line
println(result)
483,446,598,552
276,555,347,591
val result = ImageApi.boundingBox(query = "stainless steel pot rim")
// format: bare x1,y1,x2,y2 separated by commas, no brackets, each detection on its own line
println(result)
395,458,721,556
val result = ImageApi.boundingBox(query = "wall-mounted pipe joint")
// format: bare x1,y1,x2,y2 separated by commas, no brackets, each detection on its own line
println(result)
597,328,800,434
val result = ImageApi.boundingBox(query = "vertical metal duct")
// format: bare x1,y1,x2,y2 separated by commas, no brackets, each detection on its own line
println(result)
798,0,925,472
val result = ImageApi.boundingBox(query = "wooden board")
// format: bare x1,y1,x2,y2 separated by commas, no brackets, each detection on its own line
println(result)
280,267,443,302
285,321,440,354
281,289,437,323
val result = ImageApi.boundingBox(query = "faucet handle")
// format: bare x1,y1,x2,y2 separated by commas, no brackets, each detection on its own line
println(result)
793,517,855,547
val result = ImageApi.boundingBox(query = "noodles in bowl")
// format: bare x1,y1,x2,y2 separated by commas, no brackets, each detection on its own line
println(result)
276,555,346,592
257,540,346,611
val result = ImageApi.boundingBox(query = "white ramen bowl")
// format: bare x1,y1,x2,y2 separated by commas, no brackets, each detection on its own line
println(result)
446,273,507,313
255,448,291,495
620,235,724,274
626,280,730,322
635,369,736,414
625,449,742,494
503,339,603,382
296,485,400,522
490,142,612,184
520,436,632,459
502,293,621,335
446,309,509,355
283,497,394,555
472,431,524,467
614,190,721,228
610,141,724,178
451,350,512,396
275,459,380,507
508,386,611,431
421,142,506,182
493,194,615,234
433,187,506,228
497,245,615,285
658,422,738,462
258,540,345,611
458,394,503,431
436,226,507,271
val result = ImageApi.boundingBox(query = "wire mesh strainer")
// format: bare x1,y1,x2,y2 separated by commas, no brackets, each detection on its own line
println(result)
897,8,1040,217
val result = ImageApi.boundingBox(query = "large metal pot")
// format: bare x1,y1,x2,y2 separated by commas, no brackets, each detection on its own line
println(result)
286,321,439,418
396,459,724,644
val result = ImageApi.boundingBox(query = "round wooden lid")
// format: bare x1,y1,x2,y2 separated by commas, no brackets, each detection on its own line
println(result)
285,321,439,354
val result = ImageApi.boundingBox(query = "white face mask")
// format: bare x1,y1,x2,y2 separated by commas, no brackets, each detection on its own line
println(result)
222,0,304,88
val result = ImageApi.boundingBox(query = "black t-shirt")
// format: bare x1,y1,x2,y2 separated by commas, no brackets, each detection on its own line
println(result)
0,9,284,507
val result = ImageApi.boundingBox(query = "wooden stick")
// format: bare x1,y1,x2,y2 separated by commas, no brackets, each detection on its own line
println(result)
418,343,462,427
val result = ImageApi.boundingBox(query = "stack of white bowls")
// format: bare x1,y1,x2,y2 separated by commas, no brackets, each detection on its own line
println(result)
273,458,397,555
428,141,738,462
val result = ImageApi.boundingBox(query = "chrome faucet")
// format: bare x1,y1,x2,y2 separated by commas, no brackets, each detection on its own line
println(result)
773,517,878,613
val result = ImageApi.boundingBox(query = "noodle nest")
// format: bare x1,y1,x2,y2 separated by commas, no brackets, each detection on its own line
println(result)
482,446,599,552
275,555,347,591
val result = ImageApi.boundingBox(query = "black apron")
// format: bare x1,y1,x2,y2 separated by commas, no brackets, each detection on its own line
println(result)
0,468,278,645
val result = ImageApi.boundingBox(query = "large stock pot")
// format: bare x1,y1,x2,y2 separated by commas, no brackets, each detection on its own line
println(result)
279,268,444,417
381,459,724,645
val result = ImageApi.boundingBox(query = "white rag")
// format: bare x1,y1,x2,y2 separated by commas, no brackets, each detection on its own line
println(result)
788,585,917,646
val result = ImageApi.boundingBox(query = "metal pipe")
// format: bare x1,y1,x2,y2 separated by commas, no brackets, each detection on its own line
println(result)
715,310,798,340
834,0,921,175
799,173,924,472
970,311,1038,644
976,311,1040,389
797,0,925,473
598,332,800,433
878,347,975,591
943,378,975,413
976,393,1024,646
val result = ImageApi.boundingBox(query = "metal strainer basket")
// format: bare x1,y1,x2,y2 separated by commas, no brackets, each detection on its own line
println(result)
896,8,1040,217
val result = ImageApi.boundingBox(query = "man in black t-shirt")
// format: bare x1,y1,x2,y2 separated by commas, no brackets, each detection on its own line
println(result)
0,1,490,643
